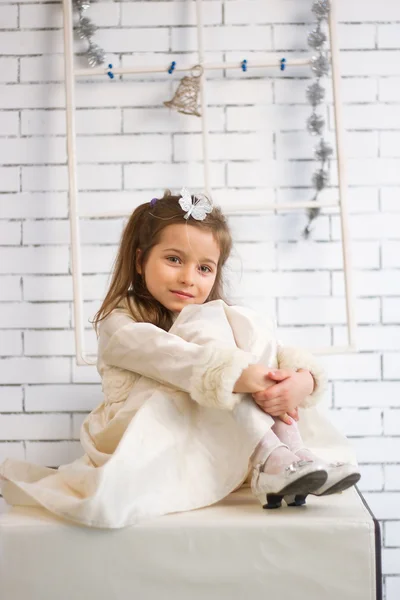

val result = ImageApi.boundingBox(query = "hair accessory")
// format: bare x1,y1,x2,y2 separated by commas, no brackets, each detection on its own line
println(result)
150,197,158,207
241,59,247,72
178,187,213,221
280,58,286,71
168,61,176,74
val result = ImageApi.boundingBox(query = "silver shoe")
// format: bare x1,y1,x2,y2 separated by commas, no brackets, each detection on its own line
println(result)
251,460,328,509
285,461,361,507
312,461,361,496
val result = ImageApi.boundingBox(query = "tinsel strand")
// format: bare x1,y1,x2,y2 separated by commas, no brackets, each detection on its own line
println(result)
303,0,332,238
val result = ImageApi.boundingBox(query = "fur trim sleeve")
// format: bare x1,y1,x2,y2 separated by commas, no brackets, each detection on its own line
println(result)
189,347,254,411
277,345,327,408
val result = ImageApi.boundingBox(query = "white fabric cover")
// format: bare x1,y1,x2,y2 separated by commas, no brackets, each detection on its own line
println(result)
0,300,354,529
0,488,377,600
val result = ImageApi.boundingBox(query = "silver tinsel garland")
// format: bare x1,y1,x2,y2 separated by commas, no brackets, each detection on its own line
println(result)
304,0,331,238
73,0,105,67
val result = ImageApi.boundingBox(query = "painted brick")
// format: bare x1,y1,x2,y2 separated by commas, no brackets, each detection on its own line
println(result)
334,326,400,352
0,413,70,441
0,386,23,413
386,577,400,600
278,242,379,271
385,466,400,491
174,133,273,161
121,2,221,26
123,107,224,133
275,78,378,105
0,58,18,83
0,303,69,329
20,2,119,29
357,464,384,492
352,438,400,464
273,24,376,52
383,299,400,324
277,187,380,214
0,277,21,301
384,410,400,436
276,326,331,349
21,108,122,134
383,549,400,575
0,111,19,135
328,408,382,436
0,167,19,192
0,442,24,462
0,331,23,357
381,189,400,212
25,384,102,412
23,274,108,302
384,354,400,380
335,383,400,409
0,5,19,29
331,214,400,241
0,247,69,275
24,330,97,357
172,26,273,52
278,298,379,326
230,271,330,299
0,193,68,219
25,441,82,467
0,358,70,384
385,522,400,547
332,271,400,297
321,353,381,381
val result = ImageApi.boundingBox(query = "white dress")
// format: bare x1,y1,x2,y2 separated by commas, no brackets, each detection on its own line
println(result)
0,300,355,529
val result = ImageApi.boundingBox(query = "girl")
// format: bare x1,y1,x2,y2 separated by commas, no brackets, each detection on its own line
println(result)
0,190,360,528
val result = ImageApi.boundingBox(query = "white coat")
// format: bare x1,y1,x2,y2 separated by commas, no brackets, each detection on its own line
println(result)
0,300,355,528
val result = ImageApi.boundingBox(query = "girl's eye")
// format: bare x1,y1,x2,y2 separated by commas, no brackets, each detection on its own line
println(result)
200,265,212,274
167,256,181,264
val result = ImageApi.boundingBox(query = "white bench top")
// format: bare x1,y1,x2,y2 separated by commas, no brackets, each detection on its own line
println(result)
0,487,379,600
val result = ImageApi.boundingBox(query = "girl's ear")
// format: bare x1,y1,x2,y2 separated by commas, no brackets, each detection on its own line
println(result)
135,249,142,274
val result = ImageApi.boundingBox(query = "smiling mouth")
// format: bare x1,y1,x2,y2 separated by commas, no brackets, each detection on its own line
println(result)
170,290,194,298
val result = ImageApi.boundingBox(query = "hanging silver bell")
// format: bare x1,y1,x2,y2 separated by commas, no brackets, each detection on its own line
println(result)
164,65,203,117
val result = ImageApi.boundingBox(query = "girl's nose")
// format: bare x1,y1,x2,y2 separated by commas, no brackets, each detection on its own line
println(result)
179,266,195,285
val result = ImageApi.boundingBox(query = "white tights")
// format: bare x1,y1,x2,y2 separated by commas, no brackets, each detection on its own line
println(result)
250,417,316,474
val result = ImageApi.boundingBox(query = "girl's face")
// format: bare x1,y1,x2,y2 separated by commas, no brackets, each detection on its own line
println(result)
138,224,220,312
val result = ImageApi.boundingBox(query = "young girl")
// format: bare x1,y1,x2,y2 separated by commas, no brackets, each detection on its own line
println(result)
0,190,360,528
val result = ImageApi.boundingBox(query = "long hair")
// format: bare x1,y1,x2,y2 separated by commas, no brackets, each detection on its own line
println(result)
91,190,233,333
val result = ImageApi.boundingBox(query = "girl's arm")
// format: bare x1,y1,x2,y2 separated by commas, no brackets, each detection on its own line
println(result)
98,311,254,411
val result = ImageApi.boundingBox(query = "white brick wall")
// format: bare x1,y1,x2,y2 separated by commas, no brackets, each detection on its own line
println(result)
0,1,399,596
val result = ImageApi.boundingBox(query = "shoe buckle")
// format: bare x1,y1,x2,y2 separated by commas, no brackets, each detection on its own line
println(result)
285,459,312,474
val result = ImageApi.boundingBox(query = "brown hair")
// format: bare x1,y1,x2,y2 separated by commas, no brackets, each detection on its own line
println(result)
92,190,233,333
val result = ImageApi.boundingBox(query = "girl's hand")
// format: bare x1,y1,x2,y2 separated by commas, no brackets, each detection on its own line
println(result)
233,364,275,394
278,408,299,425
252,369,314,417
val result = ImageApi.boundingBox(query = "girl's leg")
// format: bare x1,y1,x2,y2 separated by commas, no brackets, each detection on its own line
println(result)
271,416,316,461
250,428,305,475
271,417,361,497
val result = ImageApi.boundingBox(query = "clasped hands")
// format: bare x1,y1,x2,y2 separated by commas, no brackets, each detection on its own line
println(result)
234,364,315,425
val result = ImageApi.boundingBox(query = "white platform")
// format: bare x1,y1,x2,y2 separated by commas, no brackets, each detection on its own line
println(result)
0,488,380,600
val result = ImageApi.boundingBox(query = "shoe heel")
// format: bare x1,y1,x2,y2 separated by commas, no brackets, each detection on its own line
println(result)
284,494,307,507
263,493,283,509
